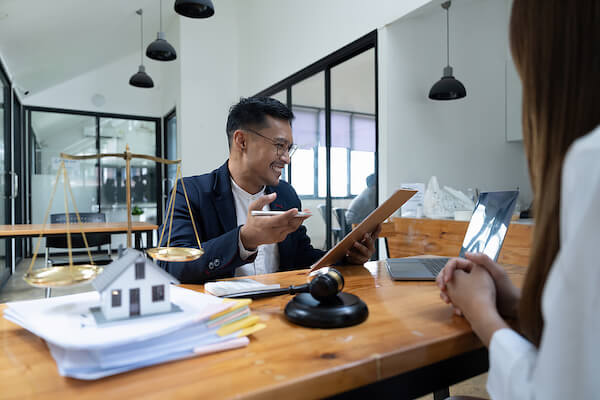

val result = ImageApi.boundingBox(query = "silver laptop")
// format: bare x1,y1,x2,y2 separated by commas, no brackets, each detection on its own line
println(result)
386,190,519,280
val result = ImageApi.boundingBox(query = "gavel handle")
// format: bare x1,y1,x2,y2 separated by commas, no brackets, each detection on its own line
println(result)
224,284,309,299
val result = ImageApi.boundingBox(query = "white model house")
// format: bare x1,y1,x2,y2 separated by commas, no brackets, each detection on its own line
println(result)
92,249,180,321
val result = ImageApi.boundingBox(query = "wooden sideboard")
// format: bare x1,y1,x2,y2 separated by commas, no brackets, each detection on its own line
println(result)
386,217,533,267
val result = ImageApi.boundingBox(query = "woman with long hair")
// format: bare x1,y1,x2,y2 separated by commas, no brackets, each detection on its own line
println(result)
437,0,600,398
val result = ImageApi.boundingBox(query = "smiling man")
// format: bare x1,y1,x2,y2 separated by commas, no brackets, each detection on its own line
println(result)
157,97,379,283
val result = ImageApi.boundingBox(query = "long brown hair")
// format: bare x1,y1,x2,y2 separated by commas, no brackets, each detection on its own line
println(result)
509,0,600,346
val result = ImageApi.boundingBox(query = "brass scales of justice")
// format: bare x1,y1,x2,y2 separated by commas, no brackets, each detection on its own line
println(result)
23,145,204,290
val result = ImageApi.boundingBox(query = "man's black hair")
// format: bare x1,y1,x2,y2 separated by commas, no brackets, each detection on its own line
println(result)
226,97,294,148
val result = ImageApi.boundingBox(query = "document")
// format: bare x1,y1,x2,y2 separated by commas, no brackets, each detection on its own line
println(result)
3,286,265,379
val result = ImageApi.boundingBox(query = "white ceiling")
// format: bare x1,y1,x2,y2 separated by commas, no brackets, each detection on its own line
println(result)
0,0,178,95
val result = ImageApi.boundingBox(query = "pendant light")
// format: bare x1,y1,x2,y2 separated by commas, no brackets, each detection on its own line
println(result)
174,0,215,18
146,0,177,61
130,9,154,88
429,1,466,100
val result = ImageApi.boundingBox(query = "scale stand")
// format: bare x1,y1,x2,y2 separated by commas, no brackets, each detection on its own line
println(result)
284,292,368,329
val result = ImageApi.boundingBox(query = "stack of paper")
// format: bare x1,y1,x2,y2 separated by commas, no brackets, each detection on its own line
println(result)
3,286,265,380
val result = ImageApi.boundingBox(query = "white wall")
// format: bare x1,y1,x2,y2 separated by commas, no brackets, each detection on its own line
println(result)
236,0,430,96
379,0,531,210
177,0,239,176
160,18,181,118
23,52,163,117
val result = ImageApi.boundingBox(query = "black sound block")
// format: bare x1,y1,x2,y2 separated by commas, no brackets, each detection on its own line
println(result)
284,292,368,329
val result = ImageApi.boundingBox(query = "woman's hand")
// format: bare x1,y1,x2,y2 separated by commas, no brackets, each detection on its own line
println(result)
445,264,497,319
437,252,521,318
445,264,508,347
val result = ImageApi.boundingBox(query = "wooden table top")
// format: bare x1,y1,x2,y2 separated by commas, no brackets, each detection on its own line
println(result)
0,261,526,399
0,222,158,237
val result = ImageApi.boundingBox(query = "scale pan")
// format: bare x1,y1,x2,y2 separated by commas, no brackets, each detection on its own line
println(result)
23,265,103,288
146,247,203,262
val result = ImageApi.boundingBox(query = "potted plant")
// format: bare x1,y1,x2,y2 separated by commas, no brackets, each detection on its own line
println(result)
131,205,144,222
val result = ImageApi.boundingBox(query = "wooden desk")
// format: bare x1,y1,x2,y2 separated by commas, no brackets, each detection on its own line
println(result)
0,222,157,273
387,217,533,267
0,262,526,399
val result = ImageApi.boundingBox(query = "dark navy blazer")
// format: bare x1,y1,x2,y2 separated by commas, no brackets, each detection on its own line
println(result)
157,161,325,283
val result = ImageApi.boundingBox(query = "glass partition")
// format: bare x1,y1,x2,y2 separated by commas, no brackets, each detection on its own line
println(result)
256,32,377,251
30,112,98,222
164,112,177,196
27,110,160,255
0,77,7,284
99,118,157,248
330,49,376,244
290,73,326,250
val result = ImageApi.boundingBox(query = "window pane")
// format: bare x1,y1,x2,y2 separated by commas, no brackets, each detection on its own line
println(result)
152,285,165,302
135,260,145,279
291,149,314,195
330,147,348,197
271,90,289,182
165,113,177,192
111,289,122,307
351,151,375,195
30,112,98,229
318,146,326,198
271,90,287,104
330,48,376,247
100,118,157,248
291,72,325,250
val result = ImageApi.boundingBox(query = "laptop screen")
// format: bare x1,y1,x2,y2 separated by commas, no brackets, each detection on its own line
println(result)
458,191,519,261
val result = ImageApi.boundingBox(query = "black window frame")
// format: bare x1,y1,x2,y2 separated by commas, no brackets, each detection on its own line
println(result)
254,30,379,250
22,105,164,250
290,105,376,200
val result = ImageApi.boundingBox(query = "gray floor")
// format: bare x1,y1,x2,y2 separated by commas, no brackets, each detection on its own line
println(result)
0,256,99,303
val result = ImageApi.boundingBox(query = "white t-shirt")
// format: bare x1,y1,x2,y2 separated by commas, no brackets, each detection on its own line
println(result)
486,125,600,399
230,178,280,276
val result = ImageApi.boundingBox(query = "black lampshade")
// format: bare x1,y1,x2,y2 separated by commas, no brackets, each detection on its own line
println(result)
174,0,215,18
146,33,177,61
129,65,154,88
429,67,466,100
429,1,466,101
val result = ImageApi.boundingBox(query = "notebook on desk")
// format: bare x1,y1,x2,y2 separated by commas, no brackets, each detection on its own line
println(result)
386,190,519,280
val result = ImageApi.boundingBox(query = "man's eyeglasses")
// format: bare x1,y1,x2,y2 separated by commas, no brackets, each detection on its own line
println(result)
243,128,298,158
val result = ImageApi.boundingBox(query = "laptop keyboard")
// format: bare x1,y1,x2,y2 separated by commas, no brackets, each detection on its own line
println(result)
421,258,449,276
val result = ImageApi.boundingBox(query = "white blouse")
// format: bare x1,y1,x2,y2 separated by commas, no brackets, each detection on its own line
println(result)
487,125,600,399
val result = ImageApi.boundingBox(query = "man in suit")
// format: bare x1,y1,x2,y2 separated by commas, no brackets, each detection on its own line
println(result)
158,97,379,283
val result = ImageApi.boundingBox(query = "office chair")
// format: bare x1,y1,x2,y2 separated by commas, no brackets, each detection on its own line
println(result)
45,212,112,267
333,207,351,236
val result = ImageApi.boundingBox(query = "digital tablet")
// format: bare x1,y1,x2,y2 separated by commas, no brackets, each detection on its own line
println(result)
251,211,311,217
309,189,417,273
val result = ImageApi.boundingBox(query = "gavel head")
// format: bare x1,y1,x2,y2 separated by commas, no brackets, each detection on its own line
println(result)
308,268,345,301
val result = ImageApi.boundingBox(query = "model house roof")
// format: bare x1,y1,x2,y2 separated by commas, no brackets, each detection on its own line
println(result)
92,249,179,292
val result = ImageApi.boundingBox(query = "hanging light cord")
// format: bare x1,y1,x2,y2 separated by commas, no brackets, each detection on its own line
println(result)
140,10,144,65
160,0,163,32
446,4,450,67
